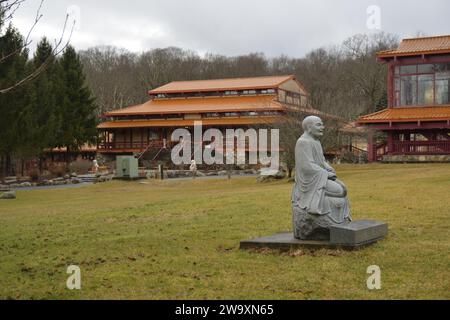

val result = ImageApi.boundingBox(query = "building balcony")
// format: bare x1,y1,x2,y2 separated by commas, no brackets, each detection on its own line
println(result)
391,140,450,155
97,140,168,153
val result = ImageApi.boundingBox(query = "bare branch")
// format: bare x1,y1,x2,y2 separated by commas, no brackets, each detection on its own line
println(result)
0,1,75,94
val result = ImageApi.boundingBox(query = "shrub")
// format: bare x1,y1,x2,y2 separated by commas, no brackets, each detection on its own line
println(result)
69,161,93,174
49,166,67,177
29,169,40,182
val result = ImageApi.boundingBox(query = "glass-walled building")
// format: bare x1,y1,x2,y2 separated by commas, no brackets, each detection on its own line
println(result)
358,35,450,162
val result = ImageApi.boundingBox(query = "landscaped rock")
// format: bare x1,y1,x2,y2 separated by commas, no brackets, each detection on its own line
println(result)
20,182,32,187
4,176,17,184
64,174,71,180
256,175,276,183
71,178,82,184
218,170,228,176
0,191,16,200
258,168,286,180
70,172,78,178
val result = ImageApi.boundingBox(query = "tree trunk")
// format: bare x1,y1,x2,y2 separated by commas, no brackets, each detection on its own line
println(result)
66,146,71,169
21,158,25,177
0,155,5,180
5,154,12,177
38,157,43,175
288,166,293,178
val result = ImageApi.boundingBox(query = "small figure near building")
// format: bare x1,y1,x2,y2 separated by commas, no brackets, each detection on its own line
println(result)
92,159,100,174
190,160,197,179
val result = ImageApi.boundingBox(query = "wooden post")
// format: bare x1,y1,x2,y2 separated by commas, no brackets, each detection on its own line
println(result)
387,131,394,154
159,164,164,180
367,130,376,163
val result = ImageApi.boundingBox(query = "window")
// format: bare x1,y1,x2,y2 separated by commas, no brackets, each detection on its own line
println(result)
418,64,434,73
400,75,417,105
400,65,417,74
394,62,450,106
418,75,434,105
435,71,450,105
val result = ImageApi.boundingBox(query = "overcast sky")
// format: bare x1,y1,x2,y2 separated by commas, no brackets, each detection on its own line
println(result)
10,0,450,57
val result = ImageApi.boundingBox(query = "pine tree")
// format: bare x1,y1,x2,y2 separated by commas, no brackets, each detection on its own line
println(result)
0,25,29,176
58,45,98,159
26,37,63,155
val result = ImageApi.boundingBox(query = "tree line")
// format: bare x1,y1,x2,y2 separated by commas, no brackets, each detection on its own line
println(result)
1,0,399,178
0,24,97,176
80,32,398,119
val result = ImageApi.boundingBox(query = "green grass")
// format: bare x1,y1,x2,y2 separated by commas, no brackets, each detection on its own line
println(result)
0,164,449,300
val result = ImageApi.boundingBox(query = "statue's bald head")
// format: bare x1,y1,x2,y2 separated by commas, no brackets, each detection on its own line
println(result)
302,116,322,131
302,116,324,138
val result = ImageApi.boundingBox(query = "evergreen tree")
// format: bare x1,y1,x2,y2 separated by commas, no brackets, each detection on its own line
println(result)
58,45,98,157
26,37,63,155
0,25,29,176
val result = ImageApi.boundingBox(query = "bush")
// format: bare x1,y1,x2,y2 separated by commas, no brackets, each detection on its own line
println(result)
49,166,67,177
29,169,40,182
69,161,93,174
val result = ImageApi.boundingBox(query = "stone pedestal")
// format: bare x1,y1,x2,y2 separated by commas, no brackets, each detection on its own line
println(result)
240,220,388,251
329,220,388,246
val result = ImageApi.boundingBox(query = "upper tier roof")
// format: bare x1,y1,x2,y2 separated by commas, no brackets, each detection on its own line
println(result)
104,95,284,117
358,106,450,124
148,75,295,95
377,35,450,59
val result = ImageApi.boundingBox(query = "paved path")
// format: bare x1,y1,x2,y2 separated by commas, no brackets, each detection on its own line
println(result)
6,174,259,191
158,174,257,182
9,182,93,191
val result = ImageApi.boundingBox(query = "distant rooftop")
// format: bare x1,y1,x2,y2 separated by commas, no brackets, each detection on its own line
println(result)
358,106,450,123
104,95,284,117
148,75,295,95
378,35,450,59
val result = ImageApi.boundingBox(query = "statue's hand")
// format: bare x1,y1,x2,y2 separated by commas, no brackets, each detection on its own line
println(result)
327,171,337,180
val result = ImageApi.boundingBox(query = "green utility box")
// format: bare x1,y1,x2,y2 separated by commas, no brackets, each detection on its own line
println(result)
115,156,139,179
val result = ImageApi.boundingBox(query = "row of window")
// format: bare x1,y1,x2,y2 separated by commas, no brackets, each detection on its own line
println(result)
394,63,450,106
111,111,281,121
154,88,276,99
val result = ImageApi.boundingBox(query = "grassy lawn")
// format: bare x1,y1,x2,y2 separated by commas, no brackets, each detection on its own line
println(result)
0,164,449,300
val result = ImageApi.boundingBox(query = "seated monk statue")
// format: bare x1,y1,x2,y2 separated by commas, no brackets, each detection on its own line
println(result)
292,116,352,240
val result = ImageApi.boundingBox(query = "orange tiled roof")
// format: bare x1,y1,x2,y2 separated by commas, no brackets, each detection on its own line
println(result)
358,106,450,123
148,75,295,94
98,117,281,129
104,95,284,116
378,35,450,58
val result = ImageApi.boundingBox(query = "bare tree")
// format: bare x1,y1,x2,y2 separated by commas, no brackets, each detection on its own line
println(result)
0,0,74,94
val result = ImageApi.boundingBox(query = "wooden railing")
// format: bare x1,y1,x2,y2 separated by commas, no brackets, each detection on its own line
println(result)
376,143,388,160
392,140,450,155
98,140,166,151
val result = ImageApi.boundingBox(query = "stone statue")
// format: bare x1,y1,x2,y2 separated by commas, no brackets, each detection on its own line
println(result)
292,116,352,240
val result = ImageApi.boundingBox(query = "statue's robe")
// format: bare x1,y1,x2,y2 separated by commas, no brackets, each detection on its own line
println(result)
292,133,351,225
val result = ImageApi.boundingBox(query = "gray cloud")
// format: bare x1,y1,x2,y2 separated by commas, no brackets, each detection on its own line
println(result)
10,0,450,57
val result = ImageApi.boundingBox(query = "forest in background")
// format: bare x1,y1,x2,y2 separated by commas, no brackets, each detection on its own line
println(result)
80,32,399,120
1,0,400,177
